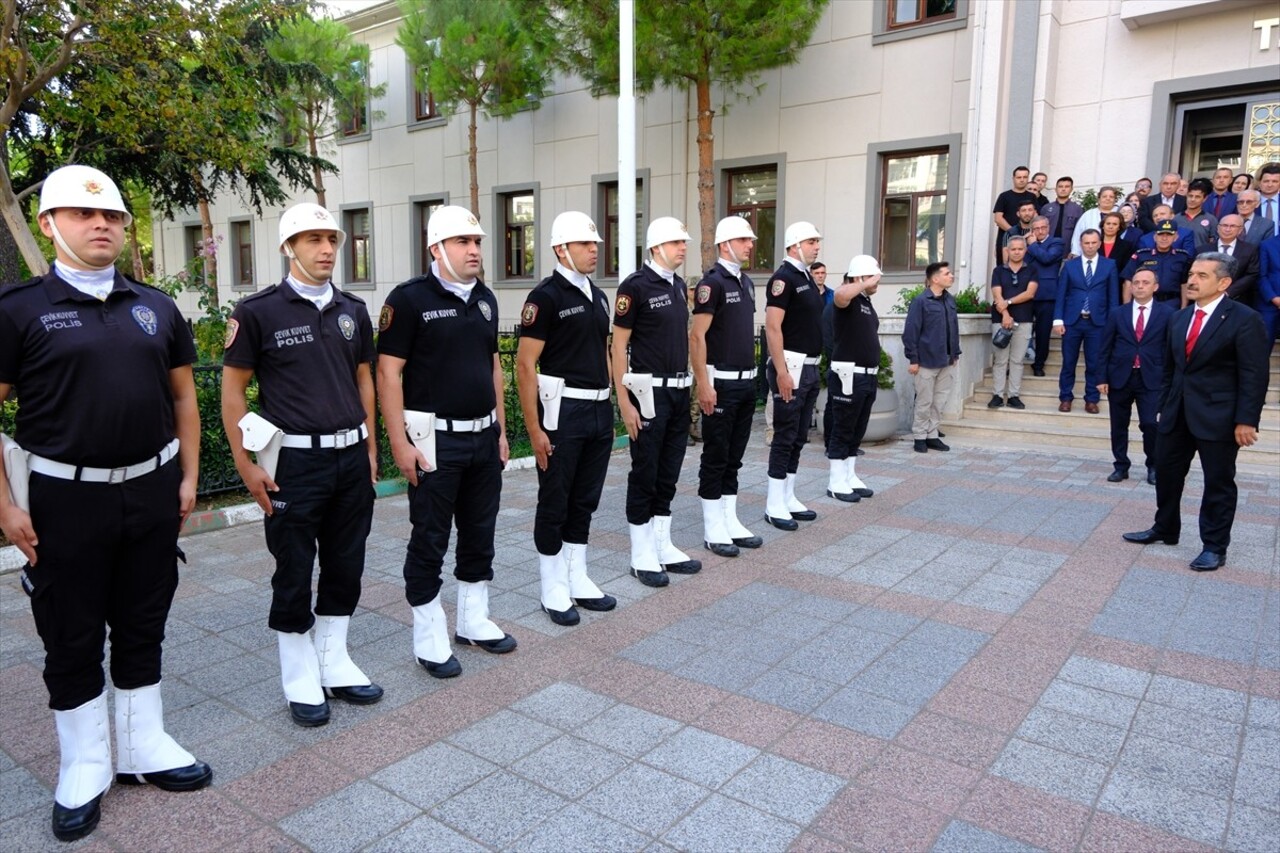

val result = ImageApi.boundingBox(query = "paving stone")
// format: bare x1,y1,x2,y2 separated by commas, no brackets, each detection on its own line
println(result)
511,735,629,799
371,742,499,809
991,738,1109,804
742,668,839,714
366,815,489,852
813,687,918,739
575,704,684,759
1131,702,1243,758
1233,760,1280,812
279,781,419,852
1057,655,1151,698
431,771,569,847
1038,681,1141,729
662,793,801,852
719,754,844,824
1098,770,1230,847
510,683,615,730
641,727,758,788
0,767,48,823
446,710,561,765
580,763,708,836
1225,803,1280,853
506,803,651,853
1014,706,1127,763
1145,675,1248,723
673,649,773,693
932,819,1044,852
619,635,702,671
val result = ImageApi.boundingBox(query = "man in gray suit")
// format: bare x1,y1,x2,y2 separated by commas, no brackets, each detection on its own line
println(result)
1237,190,1276,246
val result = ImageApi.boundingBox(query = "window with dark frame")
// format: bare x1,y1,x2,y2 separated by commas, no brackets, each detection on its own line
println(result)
887,0,957,29
602,181,644,277
879,148,948,273
415,199,444,274
233,221,254,287
342,60,369,137
184,225,207,286
725,167,778,272
502,192,536,279
414,80,439,122
345,208,371,283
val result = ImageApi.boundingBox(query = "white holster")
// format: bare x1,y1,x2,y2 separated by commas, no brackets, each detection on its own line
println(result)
830,361,856,395
537,374,566,431
1,433,30,512
403,410,437,471
782,350,806,388
622,373,656,419
238,413,284,481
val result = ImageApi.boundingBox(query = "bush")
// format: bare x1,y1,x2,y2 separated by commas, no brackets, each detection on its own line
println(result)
891,284,990,315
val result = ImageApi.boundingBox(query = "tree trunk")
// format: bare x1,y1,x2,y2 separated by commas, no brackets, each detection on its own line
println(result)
197,196,219,309
0,170,48,277
468,100,480,217
695,77,716,273
309,128,326,208
0,223,23,284
128,215,146,281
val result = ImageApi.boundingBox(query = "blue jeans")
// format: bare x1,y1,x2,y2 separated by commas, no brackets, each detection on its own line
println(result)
1059,319,1103,403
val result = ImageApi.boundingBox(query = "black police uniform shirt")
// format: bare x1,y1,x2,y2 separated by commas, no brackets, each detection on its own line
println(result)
223,280,374,434
377,270,499,419
693,261,756,370
989,265,1036,324
765,260,824,356
0,270,196,467
519,270,610,388
831,291,880,366
1122,248,1191,297
613,263,690,375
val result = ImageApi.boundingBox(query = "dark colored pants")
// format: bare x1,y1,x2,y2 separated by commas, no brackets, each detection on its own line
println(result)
826,371,877,460
534,398,613,555
24,459,182,710
1107,368,1158,472
1153,410,1240,554
1059,319,1103,403
697,378,756,500
1031,300,1054,371
766,362,820,479
264,444,374,633
625,386,690,524
404,428,502,606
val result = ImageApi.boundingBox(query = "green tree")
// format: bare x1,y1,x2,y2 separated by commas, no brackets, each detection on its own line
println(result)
396,0,552,216
269,14,386,207
533,0,828,270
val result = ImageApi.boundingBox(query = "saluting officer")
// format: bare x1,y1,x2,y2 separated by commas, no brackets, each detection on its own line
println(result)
221,203,383,728
690,216,764,557
825,255,883,502
613,217,702,587
516,211,617,626
1123,221,1191,304
378,205,515,679
0,166,210,842
763,221,825,530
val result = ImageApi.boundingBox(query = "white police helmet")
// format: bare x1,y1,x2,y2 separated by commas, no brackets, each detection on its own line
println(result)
783,221,821,248
645,216,691,249
549,211,603,247
714,216,757,244
38,165,133,227
846,254,882,278
427,205,486,246
278,203,345,255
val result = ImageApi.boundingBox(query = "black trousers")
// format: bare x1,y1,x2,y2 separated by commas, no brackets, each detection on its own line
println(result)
534,398,613,555
1153,410,1240,554
697,378,756,500
825,371,877,460
1031,300,1055,371
625,386,690,524
1107,368,1158,472
25,459,182,710
404,428,502,606
264,444,374,633
766,363,820,479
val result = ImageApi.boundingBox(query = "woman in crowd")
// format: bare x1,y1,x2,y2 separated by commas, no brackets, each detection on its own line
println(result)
1232,173,1254,193
1071,185,1120,256
1099,211,1136,301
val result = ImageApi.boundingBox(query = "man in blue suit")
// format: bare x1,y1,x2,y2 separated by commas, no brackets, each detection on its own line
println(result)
1098,269,1174,484
1054,229,1118,413
1258,233,1280,356
1204,167,1237,219
1024,215,1065,376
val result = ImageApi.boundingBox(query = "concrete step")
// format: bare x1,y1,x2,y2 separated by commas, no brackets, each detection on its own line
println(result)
960,397,1280,432
975,377,1280,407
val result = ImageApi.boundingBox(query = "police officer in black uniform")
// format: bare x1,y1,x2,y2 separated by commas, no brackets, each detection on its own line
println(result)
1123,221,1191,305
221,203,383,728
763,221,825,530
516,211,617,625
613,216,702,587
0,166,210,842
825,255,883,502
690,216,765,557
377,205,516,679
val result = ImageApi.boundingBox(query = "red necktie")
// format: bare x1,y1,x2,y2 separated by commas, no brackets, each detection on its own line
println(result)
1134,305,1145,368
1185,309,1206,358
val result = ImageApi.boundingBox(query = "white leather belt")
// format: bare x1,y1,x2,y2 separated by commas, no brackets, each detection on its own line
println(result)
28,438,180,484
801,356,820,365
561,387,611,401
711,368,757,381
652,374,693,388
841,365,877,375
280,424,368,449
437,410,498,433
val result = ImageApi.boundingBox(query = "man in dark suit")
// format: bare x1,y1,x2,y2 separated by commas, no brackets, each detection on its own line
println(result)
1237,190,1277,246
1138,173,1187,233
1097,269,1174,484
1123,253,1269,571
1025,215,1065,376
1196,215,1259,303
1053,229,1118,413
1204,167,1237,219
1258,234,1280,355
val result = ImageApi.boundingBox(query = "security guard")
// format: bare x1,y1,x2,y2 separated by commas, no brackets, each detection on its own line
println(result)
763,221,825,530
516,211,617,625
826,255,883,501
613,216,702,587
1123,221,1191,304
0,165,210,842
378,205,515,679
221,203,383,728
690,216,764,557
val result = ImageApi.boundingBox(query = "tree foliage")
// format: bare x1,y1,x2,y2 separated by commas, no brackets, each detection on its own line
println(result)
396,0,553,216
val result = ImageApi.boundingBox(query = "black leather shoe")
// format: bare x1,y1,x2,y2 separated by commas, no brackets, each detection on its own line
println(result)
663,557,702,574
117,760,213,791
987,395,1004,409
289,700,330,727
630,567,670,587
1107,469,1129,482
455,633,518,654
1032,367,1045,376
325,683,384,705
418,655,462,678
925,438,950,451
826,488,860,503
1006,397,1026,410
913,440,928,453
573,593,617,611
790,509,818,521
731,534,763,548
852,487,874,498
542,603,581,626
704,541,740,557
1189,550,1226,571
1122,528,1179,546
52,794,103,842
856,447,866,455
1146,468,1157,486
764,513,798,531
936,431,945,438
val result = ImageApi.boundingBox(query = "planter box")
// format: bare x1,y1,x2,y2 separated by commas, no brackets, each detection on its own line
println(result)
878,314,992,433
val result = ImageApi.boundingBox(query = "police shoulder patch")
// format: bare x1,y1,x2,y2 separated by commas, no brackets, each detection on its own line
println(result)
478,300,492,322
378,305,394,332
696,284,712,304
615,294,631,316
521,302,538,326
224,318,240,349
770,279,786,297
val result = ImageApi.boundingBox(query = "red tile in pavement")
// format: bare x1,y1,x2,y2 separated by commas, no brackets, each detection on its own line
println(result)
356,580,405,611
572,657,661,701
221,748,355,822
628,673,730,723
927,683,1033,733
870,589,944,620
995,616,1087,652
465,662,554,705
787,829,850,852
894,712,1008,771
1254,668,1280,700
694,694,803,749
955,647,1064,701
232,824,311,853
1079,810,1219,853
1157,649,1254,693
772,720,885,779
98,786,262,852
957,776,1090,852
810,786,948,852
857,745,983,812
933,602,1008,635
1017,599,1097,632
1075,635,1161,672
